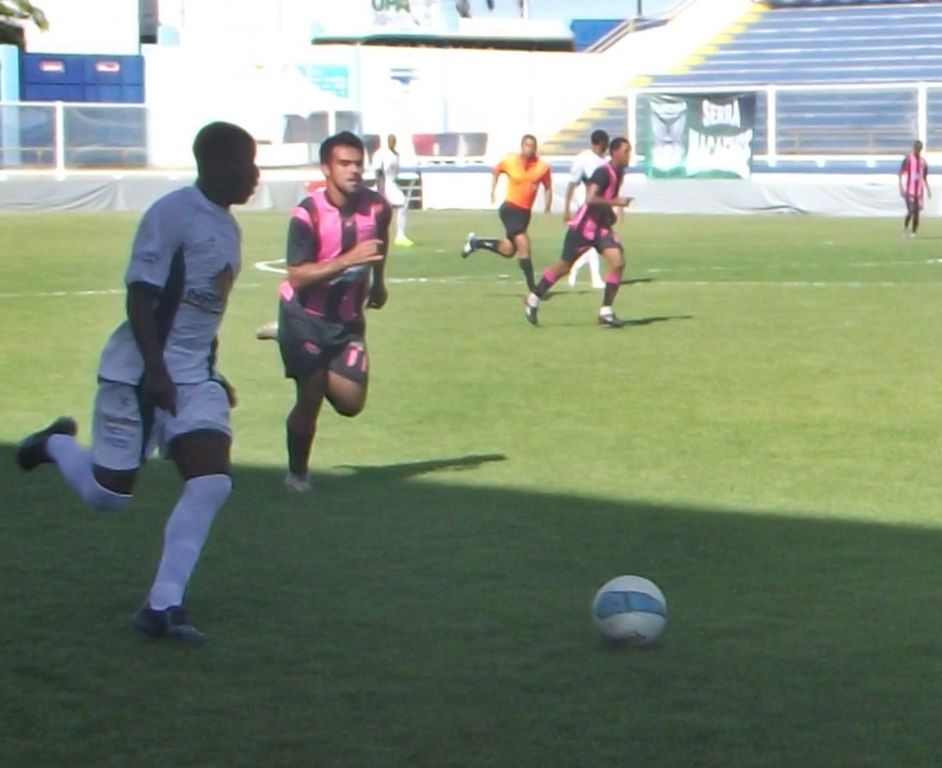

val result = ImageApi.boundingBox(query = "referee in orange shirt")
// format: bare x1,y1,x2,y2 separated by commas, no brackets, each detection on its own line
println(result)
461,134,552,292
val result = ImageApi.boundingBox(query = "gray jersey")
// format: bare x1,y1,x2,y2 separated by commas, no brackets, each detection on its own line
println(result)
97,186,242,385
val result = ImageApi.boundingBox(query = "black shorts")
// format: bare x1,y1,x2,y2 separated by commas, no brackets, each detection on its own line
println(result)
499,202,532,239
561,227,623,265
277,299,368,383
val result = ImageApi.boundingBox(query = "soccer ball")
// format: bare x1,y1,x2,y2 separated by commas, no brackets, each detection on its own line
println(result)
591,575,667,645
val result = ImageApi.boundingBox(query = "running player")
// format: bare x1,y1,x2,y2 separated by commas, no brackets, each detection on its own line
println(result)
564,129,609,290
276,131,391,492
524,137,633,327
461,133,552,292
15,121,259,643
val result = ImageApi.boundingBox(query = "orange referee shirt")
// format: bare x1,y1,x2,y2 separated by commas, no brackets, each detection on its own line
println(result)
496,153,552,210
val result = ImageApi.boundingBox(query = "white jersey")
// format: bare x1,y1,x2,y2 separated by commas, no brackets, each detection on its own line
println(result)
372,147,401,180
371,147,406,206
569,148,607,186
97,185,242,385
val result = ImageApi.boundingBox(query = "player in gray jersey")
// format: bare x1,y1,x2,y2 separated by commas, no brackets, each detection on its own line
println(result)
15,121,259,644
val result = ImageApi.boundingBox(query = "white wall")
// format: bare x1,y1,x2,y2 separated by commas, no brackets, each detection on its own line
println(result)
23,0,139,54
19,0,758,168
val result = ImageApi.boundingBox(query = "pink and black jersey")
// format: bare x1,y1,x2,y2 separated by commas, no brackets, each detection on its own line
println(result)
281,187,390,325
900,153,929,199
568,162,623,240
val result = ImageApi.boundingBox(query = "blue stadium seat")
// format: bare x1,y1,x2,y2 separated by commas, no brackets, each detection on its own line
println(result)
646,3,942,86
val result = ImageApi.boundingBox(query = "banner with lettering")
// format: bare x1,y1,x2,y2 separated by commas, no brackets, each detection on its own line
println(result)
643,93,756,179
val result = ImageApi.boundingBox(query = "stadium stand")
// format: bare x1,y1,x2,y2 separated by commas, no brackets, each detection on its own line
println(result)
652,1,942,86
544,1,942,160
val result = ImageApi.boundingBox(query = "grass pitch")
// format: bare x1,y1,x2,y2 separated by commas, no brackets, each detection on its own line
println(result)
2,209,942,767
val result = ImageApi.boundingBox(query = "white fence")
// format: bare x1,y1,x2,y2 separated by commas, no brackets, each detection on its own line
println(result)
2,81,941,172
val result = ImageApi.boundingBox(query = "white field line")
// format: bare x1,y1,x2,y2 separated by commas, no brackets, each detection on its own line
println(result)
1,259,939,301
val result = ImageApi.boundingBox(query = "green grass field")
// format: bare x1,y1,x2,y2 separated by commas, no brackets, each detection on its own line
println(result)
2,209,942,767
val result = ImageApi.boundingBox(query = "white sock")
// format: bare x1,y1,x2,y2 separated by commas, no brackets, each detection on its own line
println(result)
147,474,232,610
589,252,603,285
568,255,583,285
397,206,408,239
47,434,131,511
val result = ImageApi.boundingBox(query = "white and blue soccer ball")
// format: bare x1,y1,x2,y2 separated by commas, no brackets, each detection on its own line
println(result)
591,575,667,645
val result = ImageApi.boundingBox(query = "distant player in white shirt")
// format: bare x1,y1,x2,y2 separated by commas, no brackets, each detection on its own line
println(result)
15,121,259,644
372,133,413,247
564,129,609,289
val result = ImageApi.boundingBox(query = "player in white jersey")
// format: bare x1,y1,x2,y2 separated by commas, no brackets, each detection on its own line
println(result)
564,130,609,290
372,133,413,247
15,121,259,644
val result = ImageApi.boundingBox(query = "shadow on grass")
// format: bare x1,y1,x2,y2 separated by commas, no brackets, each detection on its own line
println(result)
3,444,942,768
336,452,507,479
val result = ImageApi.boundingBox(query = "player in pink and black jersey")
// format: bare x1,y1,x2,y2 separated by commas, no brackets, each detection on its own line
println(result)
524,137,633,327
276,131,391,492
899,140,931,238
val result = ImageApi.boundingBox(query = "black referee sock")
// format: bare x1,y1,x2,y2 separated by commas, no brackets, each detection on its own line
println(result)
475,237,502,253
518,257,536,292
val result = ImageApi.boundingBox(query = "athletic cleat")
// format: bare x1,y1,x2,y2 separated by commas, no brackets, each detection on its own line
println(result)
598,312,625,328
255,321,279,340
285,472,311,493
394,235,414,247
16,416,78,471
132,605,209,645
461,232,478,259
524,301,539,326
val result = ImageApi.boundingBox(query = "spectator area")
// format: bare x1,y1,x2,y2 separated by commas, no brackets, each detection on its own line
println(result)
648,1,942,86
545,1,942,159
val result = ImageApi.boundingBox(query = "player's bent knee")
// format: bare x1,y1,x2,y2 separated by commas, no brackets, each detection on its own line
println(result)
93,465,137,496
87,469,133,510
88,483,132,511
332,399,365,418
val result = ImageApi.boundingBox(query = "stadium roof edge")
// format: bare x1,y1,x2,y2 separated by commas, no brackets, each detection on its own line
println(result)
310,32,574,52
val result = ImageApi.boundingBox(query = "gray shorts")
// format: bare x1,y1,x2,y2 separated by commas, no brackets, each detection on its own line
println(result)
92,379,231,471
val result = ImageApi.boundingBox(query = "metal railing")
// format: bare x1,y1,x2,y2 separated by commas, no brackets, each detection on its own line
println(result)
629,81,940,165
0,101,147,171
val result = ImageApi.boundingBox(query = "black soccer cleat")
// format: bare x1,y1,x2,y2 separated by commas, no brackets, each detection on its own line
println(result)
16,416,78,471
597,312,625,328
524,300,539,326
461,232,478,259
132,605,210,645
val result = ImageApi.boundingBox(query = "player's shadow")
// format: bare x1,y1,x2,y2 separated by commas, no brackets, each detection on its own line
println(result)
336,453,507,481
547,277,655,300
554,313,693,329
7,440,942,767
610,314,694,328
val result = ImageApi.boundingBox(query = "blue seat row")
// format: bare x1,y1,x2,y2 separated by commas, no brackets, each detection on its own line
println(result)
645,3,942,86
